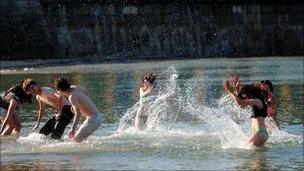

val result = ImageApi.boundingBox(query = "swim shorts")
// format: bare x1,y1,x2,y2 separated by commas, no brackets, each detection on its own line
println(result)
257,128,269,140
73,114,103,141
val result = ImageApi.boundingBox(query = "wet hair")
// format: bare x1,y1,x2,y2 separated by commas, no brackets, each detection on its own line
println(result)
260,80,273,93
143,72,156,84
54,77,71,92
6,80,33,104
237,84,267,103
22,78,37,93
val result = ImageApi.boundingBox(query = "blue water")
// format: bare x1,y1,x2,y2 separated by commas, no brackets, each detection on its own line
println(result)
0,57,303,170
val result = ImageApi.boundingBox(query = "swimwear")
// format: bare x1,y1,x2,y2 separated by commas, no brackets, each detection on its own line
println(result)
251,99,267,118
39,105,74,139
257,128,269,140
140,95,157,105
73,114,103,141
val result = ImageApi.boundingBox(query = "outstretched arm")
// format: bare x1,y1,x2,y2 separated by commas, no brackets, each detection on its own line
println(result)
233,74,241,93
32,97,46,132
223,80,263,108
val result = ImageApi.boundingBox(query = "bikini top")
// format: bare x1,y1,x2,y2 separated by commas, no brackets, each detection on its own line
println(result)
251,99,267,118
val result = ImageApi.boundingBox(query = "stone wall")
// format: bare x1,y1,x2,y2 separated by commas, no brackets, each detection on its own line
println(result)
1,0,303,60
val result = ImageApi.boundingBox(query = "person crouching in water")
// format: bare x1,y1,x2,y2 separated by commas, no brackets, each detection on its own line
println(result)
134,73,157,131
54,77,103,142
22,79,73,139
223,80,268,147
0,80,32,135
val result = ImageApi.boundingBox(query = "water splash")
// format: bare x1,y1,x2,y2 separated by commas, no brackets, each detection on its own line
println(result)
117,66,182,132
116,66,303,150
2,66,302,155
182,80,249,149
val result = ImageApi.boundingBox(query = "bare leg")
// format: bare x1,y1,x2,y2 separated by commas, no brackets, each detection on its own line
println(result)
249,133,267,147
12,112,21,133
134,107,146,131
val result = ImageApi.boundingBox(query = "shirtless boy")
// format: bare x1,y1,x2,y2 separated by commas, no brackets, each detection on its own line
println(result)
54,77,103,142
23,79,73,139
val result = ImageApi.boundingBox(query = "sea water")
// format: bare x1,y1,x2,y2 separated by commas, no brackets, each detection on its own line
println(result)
0,57,303,170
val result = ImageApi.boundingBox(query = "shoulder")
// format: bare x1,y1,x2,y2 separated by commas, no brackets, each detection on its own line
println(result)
68,90,80,102
5,93,19,102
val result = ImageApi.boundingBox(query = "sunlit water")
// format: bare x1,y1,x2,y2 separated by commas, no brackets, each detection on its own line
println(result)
1,57,303,170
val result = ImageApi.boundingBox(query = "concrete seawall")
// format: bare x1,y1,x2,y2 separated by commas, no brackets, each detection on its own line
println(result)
1,0,303,60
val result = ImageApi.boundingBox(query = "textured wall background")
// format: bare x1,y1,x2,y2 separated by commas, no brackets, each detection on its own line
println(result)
0,0,303,60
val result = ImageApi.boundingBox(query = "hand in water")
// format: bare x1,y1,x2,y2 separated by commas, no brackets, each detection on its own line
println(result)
68,129,75,139
32,123,39,132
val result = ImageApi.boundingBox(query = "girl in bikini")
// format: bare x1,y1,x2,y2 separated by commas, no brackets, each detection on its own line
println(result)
134,73,157,131
0,80,33,135
223,79,268,147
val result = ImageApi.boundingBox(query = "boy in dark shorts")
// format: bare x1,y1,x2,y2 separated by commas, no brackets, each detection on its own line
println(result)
23,79,74,139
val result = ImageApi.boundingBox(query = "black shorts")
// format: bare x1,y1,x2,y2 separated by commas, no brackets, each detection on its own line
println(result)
39,105,74,139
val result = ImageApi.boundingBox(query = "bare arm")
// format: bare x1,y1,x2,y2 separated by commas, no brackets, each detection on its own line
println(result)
0,99,17,134
32,97,46,132
233,74,241,93
54,92,63,120
223,80,263,108
68,95,81,139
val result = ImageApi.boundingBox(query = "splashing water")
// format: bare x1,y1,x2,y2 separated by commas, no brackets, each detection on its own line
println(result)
5,65,302,156
117,66,182,132
117,66,302,150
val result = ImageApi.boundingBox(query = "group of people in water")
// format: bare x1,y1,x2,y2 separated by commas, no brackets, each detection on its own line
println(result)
0,72,278,147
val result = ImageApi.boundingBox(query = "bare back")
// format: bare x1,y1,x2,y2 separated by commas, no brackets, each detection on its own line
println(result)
69,87,100,117
37,87,70,108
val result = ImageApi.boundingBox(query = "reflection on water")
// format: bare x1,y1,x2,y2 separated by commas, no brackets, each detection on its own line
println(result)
0,57,303,170
235,150,268,170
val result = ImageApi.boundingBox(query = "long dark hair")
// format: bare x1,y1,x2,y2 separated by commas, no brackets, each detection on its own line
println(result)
6,80,32,104
261,80,274,93
143,72,156,84
237,84,267,104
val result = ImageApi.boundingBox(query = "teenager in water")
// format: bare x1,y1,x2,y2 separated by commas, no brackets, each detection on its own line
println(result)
54,77,103,142
134,73,157,131
0,80,33,135
223,79,268,147
22,79,74,139
233,75,279,126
